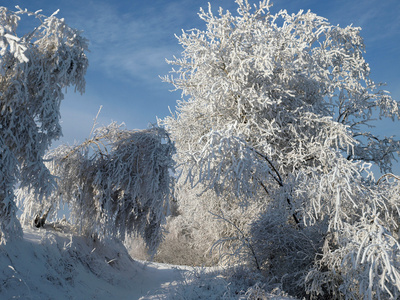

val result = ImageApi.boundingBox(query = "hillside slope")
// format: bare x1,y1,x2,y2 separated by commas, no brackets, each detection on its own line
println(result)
0,224,187,299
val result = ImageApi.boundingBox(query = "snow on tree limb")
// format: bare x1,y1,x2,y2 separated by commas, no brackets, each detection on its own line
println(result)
161,1,400,298
19,123,175,254
0,6,88,243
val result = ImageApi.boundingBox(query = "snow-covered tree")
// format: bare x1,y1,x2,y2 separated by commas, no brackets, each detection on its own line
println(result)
0,7,88,242
161,0,400,298
19,123,175,254
162,0,399,196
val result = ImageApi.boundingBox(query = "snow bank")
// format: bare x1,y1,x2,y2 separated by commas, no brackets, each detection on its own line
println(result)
0,223,296,299
0,224,187,299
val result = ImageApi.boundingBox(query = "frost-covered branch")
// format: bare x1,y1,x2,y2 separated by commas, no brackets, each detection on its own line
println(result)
19,123,175,254
0,6,88,243
161,1,400,298
209,210,261,270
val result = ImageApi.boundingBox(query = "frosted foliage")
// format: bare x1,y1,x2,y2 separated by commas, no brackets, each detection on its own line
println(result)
19,123,175,254
162,0,399,195
0,7,88,243
157,182,264,267
161,1,400,298
247,151,400,298
303,212,400,299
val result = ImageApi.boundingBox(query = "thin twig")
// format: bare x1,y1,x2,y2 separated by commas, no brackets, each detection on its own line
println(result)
209,210,261,270
89,105,103,138
377,173,400,185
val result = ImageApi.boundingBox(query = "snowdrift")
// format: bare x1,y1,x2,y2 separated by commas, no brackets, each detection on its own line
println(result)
0,223,187,299
0,222,296,299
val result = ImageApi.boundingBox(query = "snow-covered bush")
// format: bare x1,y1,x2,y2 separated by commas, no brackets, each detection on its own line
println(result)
156,182,266,267
19,123,175,254
0,6,88,242
303,215,400,299
250,206,326,296
155,184,222,266
161,0,400,298
299,175,400,299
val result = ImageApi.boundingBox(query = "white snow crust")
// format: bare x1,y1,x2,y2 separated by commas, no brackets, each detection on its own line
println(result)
0,224,295,299
0,225,188,299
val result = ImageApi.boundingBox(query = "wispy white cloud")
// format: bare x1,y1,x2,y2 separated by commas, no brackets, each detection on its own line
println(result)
63,1,200,86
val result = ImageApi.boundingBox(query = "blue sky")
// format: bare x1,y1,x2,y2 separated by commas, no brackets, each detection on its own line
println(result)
5,0,400,152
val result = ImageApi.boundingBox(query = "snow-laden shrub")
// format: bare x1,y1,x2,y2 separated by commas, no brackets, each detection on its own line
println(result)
154,185,221,266
155,214,210,266
248,158,400,299
304,211,400,300
19,123,175,254
156,182,266,267
250,207,326,297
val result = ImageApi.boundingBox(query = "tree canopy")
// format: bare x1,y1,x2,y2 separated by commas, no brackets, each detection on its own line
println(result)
162,0,399,197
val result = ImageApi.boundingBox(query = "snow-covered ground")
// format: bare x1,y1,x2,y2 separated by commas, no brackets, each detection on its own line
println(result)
0,224,190,299
0,223,295,299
